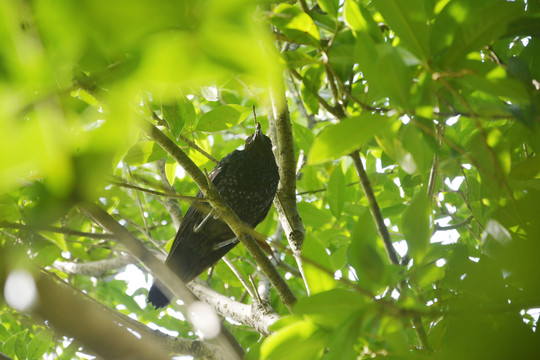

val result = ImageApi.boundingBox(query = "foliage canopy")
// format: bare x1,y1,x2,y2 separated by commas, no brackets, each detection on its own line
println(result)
1,0,539,359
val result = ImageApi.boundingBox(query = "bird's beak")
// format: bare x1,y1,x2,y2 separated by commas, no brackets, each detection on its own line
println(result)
254,122,263,140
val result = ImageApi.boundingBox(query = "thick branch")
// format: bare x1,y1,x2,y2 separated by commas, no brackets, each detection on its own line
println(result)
268,78,308,293
78,203,242,359
189,280,279,335
52,254,136,277
53,255,280,335
33,270,217,359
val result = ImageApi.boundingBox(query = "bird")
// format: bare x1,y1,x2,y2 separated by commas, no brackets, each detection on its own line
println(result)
148,122,279,308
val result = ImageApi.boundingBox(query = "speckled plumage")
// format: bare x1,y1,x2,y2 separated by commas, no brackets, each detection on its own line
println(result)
148,124,279,308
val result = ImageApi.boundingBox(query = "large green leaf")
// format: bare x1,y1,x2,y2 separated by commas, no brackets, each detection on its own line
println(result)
161,96,195,138
294,289,368,323
373,0,430,60
435,1,522,66
197,104,251,132
374,44,413,108
322,315,363,360
27,330,53,360
123,141,167,165
344,0,383,42
318,0,340,18
308,114,393,164
326,164,346,218
271,4,320,47
261,319,327,360
401,187,431,261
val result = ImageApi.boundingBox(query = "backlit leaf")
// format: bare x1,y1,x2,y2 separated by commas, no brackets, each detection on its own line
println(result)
197,104,251,132
309,114,392,164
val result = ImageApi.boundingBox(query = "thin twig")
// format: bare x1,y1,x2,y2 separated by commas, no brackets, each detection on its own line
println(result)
350,151,400,265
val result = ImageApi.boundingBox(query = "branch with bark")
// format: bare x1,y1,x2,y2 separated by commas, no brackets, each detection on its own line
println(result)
268,79,308,293
78,202,243,360
33,269,219,359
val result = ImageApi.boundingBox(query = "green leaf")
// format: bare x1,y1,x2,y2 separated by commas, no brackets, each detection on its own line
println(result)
349,241,386,288
401,187,431,261
261,319,327,360
399,122,434,175
440,1,522,66
33,245,63,267
197,104,251,132
412,262,445,288
165,159,177,185
294,290,368,337
344,0,382,42
161,96,195,138
322,315,363,360
353,34,412,108
374,44,412,108
318,0,340,18
28,330,53,359
271,4,320,47
295,289,367,319
308,114,392,164
301,64,325,114
373,0,430,60
326,165,346,218
123,141,167,165
297,202,334,227
39,230,68,252
3,330,28,360
303,237,336,294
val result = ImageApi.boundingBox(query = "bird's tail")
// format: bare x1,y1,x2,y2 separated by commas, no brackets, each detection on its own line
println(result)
148,281,173,309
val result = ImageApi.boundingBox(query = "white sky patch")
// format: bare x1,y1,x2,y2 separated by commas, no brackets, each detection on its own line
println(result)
393,177,405,198
115,264,151,309
432,217,460,244
445,203,457,214
436,258,447,267
393,240,408,258
348,266,358,281
176,165,186,179
522,308,540,329
400,114,410,124
375,158,397,174
167,307,186,322
438,192,445,202
446,115,460,126
445,176,464,191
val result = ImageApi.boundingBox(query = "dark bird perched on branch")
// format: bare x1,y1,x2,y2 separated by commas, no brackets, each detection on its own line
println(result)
148,123,279,308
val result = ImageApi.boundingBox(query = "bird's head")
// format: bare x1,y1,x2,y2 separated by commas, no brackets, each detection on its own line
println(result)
244,122,273,153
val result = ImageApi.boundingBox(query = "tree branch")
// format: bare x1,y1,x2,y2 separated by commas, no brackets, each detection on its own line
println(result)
32,269,218,359
268,78,308,293
78,202,242,359
52,254,137,277
350,151,400,265
189,279,279,335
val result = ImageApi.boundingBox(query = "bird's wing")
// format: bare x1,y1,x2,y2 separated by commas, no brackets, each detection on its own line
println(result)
165,152,236,260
